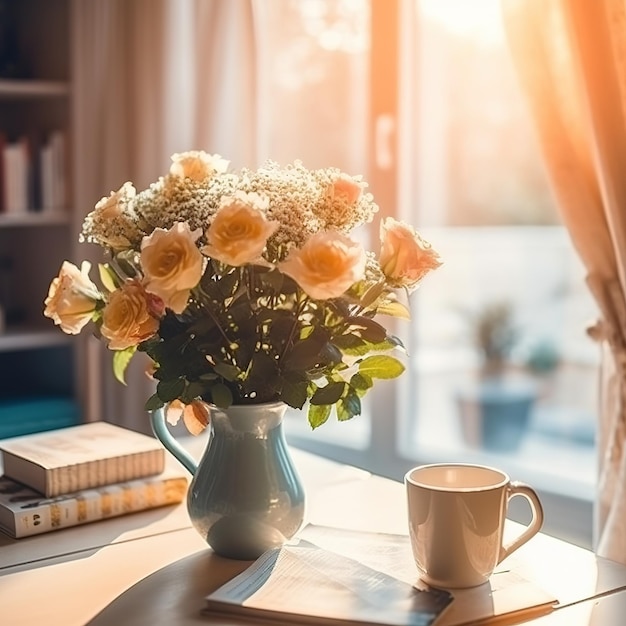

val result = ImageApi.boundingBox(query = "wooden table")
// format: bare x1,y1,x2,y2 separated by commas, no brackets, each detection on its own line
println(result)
1,439,626,626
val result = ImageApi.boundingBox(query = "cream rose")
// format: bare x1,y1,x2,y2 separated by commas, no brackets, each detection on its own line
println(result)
93,182,136,220
141,222,204,313
169,151,229,183
201,192,277,266
85,182,138,251
44,261,101,334
101,280,160,350
379,217,442,290
330,174,362,205
279,231,366,300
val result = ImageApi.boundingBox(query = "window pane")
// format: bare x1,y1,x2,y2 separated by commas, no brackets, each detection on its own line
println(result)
258,0,370,172
400,0,599,505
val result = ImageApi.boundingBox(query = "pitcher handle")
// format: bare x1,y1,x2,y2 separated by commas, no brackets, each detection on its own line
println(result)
150,407,198,475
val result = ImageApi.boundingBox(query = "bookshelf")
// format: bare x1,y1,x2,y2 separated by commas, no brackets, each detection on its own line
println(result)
0,0,81,438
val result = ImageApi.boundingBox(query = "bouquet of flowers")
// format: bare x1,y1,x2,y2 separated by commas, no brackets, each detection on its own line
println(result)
44,151,441,433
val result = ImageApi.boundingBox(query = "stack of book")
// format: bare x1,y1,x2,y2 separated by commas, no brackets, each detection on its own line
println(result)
0,421,188,538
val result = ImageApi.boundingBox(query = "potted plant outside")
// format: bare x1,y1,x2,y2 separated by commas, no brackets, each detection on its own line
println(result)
456,301,538,452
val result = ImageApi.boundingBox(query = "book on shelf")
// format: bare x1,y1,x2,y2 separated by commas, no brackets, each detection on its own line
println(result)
203,525,557,626
0,130,66,215
1,137,28,214
0,467,188,538
0,421,166,497
40,130,66,212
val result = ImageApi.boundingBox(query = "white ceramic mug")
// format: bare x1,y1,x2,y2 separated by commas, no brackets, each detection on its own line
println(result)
405,463,544,589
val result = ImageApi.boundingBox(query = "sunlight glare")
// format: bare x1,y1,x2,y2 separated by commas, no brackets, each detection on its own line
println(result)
418,0,504,44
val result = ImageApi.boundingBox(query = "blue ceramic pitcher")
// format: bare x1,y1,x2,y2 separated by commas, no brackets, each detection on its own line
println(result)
150,401,305,560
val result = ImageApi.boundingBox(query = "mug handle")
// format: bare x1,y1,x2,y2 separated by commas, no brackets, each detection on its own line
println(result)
498,481,544,564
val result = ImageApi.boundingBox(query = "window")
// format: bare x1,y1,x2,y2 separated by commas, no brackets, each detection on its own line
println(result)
260,0,599,547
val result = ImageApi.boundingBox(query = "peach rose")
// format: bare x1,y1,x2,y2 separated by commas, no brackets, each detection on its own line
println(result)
379,217,442,290
141,222,204,313
331,174,362,205
279,231,366,300
101,280,160,350
93,182,136,220
86,182,138,251
201,192,277,266
166,399,210,435
169,151,229,183
44,261,101,334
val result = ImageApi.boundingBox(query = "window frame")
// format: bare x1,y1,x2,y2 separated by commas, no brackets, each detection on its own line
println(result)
284,0,595,549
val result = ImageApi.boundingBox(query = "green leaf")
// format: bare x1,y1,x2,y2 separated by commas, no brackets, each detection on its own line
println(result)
245,352,279,385
376,300,411,320
310,381,345,405
318,342,343,366
259,268,285,292
332,334,365,350
112,346,136,385
98,263,119,293
211,383,233,408
284,328,328,369
359,281,386,308
350,372,373,391
347,316,388,343
214,362,240,381
157,377,186,402
181,381,206,403
199,372,219,381
144,393,165,412
338,338,399,357
308,404,331,429
358,355,406,379
336,394,361,421
280,378,309,409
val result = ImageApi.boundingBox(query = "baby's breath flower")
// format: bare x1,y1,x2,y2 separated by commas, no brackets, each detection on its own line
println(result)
132,173,239,236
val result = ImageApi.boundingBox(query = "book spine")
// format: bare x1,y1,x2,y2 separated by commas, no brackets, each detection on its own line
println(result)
8,475,187,538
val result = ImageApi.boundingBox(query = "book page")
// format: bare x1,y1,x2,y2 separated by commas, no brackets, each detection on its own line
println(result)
206,526,557,626
206,543,452,626
299,525,557,626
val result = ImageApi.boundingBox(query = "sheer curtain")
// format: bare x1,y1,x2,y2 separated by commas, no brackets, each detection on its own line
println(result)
71,0,257,431
502,0,626,562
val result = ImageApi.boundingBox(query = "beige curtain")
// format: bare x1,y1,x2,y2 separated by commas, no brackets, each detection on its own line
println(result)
502,0,626,562
71,0,257,432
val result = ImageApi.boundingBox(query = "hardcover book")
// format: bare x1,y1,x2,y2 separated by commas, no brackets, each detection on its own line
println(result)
0,468,187,538
0,421,165,497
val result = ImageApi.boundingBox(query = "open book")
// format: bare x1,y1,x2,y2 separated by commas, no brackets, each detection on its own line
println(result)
204,525,557,626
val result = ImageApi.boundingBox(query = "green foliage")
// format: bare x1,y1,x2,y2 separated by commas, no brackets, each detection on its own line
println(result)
524,339,560,375
358,355,406,379
98,263,119,293
112,346,136,384
138,263,409,423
